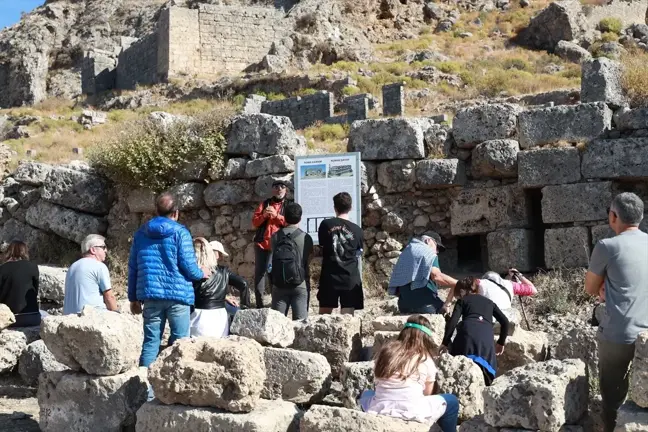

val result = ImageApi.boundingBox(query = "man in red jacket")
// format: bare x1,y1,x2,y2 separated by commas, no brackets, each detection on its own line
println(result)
252,180,290,308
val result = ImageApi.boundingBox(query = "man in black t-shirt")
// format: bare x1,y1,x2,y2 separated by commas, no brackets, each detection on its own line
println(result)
317,192,364,315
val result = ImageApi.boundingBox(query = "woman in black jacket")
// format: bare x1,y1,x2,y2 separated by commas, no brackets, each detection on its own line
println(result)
190,238,248,338
0,241,40,327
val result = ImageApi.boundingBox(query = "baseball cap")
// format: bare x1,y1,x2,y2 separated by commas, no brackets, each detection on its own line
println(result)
272,180,288,188
208,240,229,257
422,232,445,250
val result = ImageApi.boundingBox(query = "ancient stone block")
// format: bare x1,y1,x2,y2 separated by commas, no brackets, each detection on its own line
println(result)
371,314,445,347
494,308,521,336
227,114,306,157
149,337,265,412
452,103,521,149
19,340,67,386
484,359,588,430
261,92,334,130
514,0,587,51
591,224,614,245
41,166,114,215
555,326,598,382
377,160,416,193
471,139,519,178
300,405,430,432
38,368,148,432
0,326,40,374
135,399,301,432
167,182,205,210
0,304,15,331
293,315,362,378
40,308,143,375
581,58,626,108
544,227,590,269
496,328,548,375
13,161,53,186
382,82,405,116
615,401,648,432
518,102,612,149
372,331,399,354
487,229,535,273
450,186,531,235
555,40,592,63
416,159,466,188
424,124,452,158
26,200,108,244
616,108,648,131
262,347,331,404
518,146,581,188
436,353,485,421
348,118,426,160
582,139,648,180
126,188,156,213
340,361,374,409
541,182,611,223
204,179,254,206
631,331,648,408
230,308,295,348
223,157,248,180
245,154,294,178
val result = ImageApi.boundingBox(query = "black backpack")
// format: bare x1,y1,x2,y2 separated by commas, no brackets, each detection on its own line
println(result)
271,229,305,289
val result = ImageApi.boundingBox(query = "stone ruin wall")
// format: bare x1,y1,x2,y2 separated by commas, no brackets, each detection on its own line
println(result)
584,0,648,28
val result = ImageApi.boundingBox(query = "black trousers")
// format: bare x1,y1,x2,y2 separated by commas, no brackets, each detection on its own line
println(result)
254,245,271,308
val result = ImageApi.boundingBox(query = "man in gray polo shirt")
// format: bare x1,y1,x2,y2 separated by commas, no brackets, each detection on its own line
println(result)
585,192,648,432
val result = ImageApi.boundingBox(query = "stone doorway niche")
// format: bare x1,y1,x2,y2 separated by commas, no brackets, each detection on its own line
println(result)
526,188,546,269
456,234,487,275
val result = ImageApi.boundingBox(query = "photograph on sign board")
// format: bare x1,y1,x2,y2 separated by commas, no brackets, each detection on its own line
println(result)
300,164,327,180
328,164,353,178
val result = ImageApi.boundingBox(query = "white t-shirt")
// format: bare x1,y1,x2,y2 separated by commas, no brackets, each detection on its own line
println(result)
478,278,513,311
375,356,437,392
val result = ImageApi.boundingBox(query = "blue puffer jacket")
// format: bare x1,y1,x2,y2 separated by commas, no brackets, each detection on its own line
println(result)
128,216,203,305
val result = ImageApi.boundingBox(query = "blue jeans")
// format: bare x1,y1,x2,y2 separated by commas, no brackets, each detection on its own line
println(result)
397,283,444,314
139,300,190,368
437,394,459,432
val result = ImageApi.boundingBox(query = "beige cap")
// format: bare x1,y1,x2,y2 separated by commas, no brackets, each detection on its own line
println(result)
208,240,229,257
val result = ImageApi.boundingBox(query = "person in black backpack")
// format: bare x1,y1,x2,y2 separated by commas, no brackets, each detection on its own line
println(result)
269,202,313,320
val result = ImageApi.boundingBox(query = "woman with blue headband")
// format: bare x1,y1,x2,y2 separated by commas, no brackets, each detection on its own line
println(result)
441,276,510,386
359,315,459,431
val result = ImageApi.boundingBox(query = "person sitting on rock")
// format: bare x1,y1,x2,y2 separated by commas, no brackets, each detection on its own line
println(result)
440,277,509,386
359,315,459,432
63,234,118,315
388,232,457,315
190,238,248,338
478,269,536,311
0,241,41,327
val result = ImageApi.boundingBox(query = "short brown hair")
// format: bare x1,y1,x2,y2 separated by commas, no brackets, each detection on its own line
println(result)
454,276,479,299
333,192,352,214
156,192,178,217
5,241,29,261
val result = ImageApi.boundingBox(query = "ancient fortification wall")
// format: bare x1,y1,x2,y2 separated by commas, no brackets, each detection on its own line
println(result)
260,92,334,129
116,33,160,90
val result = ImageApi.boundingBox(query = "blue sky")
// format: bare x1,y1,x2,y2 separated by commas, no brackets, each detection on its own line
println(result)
0,0,45,30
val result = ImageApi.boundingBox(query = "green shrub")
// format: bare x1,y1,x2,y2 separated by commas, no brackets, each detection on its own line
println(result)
342,85,361,96
305,123,348,142
89,109,230,190
434,61,463,74
530,268,593,315
601,31,619,43
502,57,531,71
598,17,623,34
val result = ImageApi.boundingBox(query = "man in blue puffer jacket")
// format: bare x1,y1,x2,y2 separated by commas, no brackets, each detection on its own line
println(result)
128,192,209,367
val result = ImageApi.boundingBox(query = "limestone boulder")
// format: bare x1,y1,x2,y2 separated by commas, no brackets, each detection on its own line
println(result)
514,0,587,51
554,326,599,380
38,265,67,305
223,157,248,180
471,140,519,179
18,340,68,386
377,160,416,193
458,416,498,432
436,353,486,421
415,159,467,188
452,104,521,148
293,315,362,378
545,227,591,269
494,308,522,336
13,161,53,186
40,308,143,375
348,118,426,160
38,368,148,432
135,399,301,432
340,361,374,409
300,405,430,432
126,188,156,213
487,229,535,273
450,186,530,236
148,336,265,412
518,146,581,188
615,401,648,431
361,161,377,195
230,308,295,347
0,304,16,330
616,108,648,131
372,331,399,354
204,179,255,206
167,182,205,210
245,154,294,178
582,139,648,180
41,166,114,215
517,102,612,149
227,114,306,157
26,200,108,244
0,326,40,374
631,331,648,408
496,328,548,375
371,314,445,347
424,123,453,158
262,347,331,403
581,58,626,108
555,40,591,63
485,359,588,430
541,182,611,223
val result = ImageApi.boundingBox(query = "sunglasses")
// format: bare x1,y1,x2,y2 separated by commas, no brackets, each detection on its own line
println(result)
272,184,286,189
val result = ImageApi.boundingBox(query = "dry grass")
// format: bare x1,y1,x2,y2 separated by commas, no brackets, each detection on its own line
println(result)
621,49,648,108
529,267,594,316
303,122,348,153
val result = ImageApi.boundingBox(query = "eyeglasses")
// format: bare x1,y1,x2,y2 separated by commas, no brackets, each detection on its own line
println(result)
95,245,107,250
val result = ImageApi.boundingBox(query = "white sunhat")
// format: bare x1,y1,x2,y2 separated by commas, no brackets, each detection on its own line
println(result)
208,240,229,257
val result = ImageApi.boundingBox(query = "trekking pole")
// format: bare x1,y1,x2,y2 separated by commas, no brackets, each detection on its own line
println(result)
513,271,532,331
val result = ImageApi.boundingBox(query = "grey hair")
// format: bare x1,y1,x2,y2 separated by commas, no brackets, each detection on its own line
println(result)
611,193,644,225
81,234,106,254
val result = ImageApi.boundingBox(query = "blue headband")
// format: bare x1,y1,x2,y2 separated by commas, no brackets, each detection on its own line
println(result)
404,322,433,337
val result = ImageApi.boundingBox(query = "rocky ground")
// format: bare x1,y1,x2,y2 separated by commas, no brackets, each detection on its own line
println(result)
0,375,38,432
